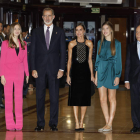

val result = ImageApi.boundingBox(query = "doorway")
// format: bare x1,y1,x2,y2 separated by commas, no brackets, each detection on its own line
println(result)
108,18,127,82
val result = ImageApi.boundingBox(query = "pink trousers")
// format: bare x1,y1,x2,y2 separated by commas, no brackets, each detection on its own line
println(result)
4,79,24,130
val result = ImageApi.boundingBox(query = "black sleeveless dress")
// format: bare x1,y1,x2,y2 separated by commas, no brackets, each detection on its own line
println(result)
68,40,91,106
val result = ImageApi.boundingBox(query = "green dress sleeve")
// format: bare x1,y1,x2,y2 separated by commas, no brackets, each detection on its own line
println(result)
95,40,100,71
115,41,122,78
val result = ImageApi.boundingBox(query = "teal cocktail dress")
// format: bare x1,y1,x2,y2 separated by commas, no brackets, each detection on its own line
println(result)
95,39,122,89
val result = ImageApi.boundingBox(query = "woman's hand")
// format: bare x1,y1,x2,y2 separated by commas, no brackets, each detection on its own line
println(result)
114,77,120,86
94,77,97,86
1,75,6,86
26,76,29,84
66,76,71,85
91,76,95,83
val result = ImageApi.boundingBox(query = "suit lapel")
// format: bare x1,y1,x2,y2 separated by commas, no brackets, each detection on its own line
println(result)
134,41,140,61
50,25,57,48
39,26,47,48
1,34,5,41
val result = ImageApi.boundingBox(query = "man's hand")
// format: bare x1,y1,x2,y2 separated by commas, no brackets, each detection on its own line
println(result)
125,83,130,89
1,75,6,86
32,70,38,78
57,70,64,79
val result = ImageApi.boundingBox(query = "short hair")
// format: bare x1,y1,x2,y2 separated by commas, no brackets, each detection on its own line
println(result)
0,22,3,26
3,24,10,29
42,8,54,15
22,27,28,32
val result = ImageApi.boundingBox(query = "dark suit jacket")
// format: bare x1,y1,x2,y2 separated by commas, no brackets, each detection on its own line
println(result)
124,41,140,83
24,34,31,53
0,33,5,47
30,25,66,75
0,33,5,41
24,34,31,69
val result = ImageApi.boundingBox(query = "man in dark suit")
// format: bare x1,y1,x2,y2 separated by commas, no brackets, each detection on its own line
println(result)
0,24,10,40
0,22,5,109
0,22,3,34
0,24,10,109
0,22,3,47
22,27,31,98
30,8,66,131
125,25,140,133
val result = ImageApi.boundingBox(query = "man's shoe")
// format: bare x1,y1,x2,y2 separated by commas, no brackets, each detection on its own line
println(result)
34,126,44,131
23,95,26,98
50,125,58,131
0,103,5,109
130,127,140,133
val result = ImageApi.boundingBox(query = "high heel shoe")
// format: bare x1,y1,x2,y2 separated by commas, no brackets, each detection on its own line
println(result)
75,122,80,131
79,122,85,131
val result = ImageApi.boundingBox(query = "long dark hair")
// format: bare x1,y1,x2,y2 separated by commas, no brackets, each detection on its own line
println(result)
98,21,115,56
73,23,87,40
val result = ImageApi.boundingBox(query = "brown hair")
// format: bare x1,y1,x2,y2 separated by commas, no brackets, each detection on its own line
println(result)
98,21,116,56
42,8,54,15
8,22,25,49
73,23,87,40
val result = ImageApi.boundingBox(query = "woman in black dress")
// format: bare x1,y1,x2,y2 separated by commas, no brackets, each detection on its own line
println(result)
67,23,95,130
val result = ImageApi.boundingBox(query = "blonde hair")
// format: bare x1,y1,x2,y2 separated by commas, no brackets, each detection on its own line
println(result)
8,22,25,49
98,21,116,56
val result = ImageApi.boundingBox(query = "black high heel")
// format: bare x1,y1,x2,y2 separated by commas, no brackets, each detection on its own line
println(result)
79,122,85,131
75,122,80,131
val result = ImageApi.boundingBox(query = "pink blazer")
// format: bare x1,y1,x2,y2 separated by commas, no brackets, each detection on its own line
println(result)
0,40,29,80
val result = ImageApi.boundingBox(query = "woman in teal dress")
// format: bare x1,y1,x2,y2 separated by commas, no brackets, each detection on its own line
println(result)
95,21,122,132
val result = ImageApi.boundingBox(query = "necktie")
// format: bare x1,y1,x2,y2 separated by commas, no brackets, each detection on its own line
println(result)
46,27,50,50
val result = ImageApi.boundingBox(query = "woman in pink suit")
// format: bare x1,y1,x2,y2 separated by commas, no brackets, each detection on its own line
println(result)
0,22,29,131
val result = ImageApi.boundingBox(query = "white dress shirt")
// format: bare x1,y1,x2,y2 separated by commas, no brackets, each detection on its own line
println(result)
2,32,6,38
24,34,28,40
0,32,6,51
125,41,140,83
44,24,53,44
43,24,64,72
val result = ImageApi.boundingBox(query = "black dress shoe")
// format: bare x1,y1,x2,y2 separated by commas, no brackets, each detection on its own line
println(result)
34,126,44,131
0,103,5,109
75,128,80,131
130,127,140,133
23,95,26,98
50,125,58,131
79,128,85,131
